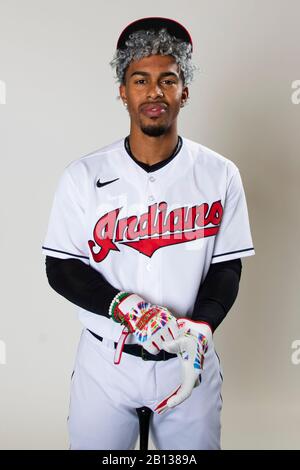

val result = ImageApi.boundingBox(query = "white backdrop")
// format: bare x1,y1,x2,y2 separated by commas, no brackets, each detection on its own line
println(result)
0,0,299,449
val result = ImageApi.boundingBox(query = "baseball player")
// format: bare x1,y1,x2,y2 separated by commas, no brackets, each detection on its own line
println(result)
42,17,255,450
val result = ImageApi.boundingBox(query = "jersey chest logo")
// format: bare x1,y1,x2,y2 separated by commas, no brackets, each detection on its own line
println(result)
88,200,223,263
96,177,119,188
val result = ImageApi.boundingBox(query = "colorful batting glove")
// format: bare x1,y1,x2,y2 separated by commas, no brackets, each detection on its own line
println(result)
154,318,212,414
110,293,180,364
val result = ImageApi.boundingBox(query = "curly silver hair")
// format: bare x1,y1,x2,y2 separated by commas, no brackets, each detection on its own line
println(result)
110,27,199,87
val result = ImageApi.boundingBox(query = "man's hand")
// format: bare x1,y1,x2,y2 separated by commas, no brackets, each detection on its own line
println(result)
154,318,212,414
111,293,180,363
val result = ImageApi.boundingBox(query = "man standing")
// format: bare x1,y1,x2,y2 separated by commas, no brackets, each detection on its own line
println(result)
42,17,255,450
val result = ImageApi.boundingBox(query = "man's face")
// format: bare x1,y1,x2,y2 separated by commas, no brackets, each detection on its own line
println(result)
119,54,189,137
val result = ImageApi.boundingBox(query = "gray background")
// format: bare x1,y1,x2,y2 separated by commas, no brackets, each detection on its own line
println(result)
0,0,299,449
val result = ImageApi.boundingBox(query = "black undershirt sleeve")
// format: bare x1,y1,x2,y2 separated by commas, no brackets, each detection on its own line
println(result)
45,255,242,332
45,256,119,318
191,258,242,333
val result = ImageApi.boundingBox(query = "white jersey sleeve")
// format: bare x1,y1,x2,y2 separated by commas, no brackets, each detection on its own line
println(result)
211,165,255,264
42,164,90,265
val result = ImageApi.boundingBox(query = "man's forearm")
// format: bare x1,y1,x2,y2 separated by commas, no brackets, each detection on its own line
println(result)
45,256,119,317
46,256,242,331
191,258,242,332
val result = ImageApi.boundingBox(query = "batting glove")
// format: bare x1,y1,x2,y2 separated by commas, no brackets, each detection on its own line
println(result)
154,318,212,414
109,292,180,364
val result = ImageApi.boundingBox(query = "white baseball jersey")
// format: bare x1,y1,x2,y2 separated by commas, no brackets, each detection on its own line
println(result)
42,136,255,343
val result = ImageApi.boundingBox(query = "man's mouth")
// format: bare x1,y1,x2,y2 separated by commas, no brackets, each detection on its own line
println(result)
141,103,167,117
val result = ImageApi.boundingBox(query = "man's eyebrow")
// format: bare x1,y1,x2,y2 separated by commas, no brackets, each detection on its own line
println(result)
130,71,179,79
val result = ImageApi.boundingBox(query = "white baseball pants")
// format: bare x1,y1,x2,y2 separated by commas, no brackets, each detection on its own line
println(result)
68,328,223,450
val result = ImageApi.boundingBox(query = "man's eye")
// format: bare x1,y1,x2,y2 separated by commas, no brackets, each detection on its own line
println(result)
134,79,176,85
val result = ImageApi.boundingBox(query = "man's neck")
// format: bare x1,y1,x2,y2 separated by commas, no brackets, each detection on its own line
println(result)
128,129,179,166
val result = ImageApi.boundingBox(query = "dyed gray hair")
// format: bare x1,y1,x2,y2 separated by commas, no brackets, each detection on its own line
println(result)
109,28,199,87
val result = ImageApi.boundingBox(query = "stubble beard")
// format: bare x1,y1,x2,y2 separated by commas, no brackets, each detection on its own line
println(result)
140,120,169,137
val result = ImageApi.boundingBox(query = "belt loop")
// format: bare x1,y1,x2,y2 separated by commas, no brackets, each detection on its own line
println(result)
141,347,148,361
102,338,114,349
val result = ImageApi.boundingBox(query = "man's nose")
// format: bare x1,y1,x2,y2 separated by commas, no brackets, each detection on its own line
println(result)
147,83,164,99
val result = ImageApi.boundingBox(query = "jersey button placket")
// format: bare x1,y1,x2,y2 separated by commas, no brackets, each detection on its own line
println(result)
140,176,155,291
137,175,154,292
147,175,156,204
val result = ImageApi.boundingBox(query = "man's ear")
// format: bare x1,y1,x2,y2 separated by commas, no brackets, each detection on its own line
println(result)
119,83,126,103
180,86,189,107
182,86,189,101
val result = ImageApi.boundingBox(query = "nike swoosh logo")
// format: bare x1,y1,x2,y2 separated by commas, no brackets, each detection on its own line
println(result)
96,177,119,188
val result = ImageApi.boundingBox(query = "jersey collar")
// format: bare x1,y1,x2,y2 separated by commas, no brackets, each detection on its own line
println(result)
123,135,183,173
